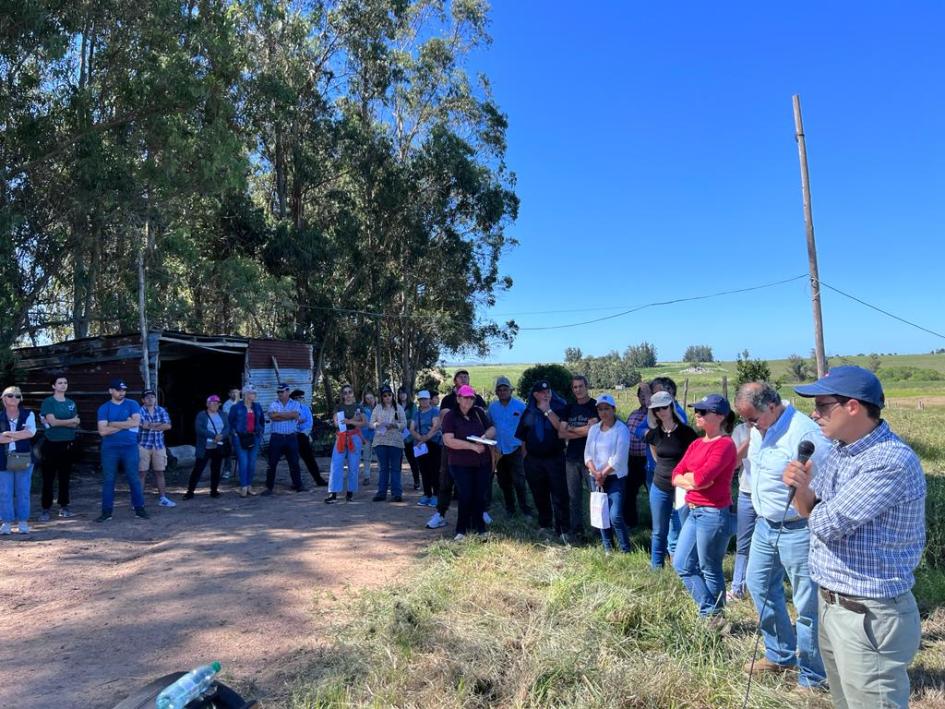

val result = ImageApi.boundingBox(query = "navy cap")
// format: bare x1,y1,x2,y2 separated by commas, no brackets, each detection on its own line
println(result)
690,394,731,416
290,389,305,398
379,384,394,395
794,366,885,408
276,383,291,392
109,378,128,391
142,389,156,398
531,380,551,393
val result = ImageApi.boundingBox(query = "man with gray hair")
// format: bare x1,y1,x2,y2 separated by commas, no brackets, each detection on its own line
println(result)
735,381,829,692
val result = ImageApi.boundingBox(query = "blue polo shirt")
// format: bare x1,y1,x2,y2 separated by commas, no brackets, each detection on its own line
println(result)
748,404,830,521
488,398,526,455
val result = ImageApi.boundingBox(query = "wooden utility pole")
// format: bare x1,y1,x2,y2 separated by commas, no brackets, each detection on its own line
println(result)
793,95,827,378
138,216,152,391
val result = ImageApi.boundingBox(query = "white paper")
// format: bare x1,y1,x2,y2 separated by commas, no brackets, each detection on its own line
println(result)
401,427,411,440
674,485,687,510
335,410,347,432
466,435,497,446
413,442,428,457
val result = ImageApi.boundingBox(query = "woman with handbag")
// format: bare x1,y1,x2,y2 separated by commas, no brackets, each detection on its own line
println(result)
184,395,232,499
1,386,37,535
584,394,632,553
228,384,265,497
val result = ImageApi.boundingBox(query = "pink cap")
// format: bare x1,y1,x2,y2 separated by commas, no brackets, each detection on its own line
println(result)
457,384,476,398
206,394,221,404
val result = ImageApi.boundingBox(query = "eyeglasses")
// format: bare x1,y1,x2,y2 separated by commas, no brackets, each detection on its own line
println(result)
651,405,670,412
693,409,718,416
3,394,22,399
813,399,843,416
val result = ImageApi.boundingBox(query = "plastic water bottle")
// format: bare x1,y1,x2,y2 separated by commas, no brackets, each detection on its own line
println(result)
155,661,221,709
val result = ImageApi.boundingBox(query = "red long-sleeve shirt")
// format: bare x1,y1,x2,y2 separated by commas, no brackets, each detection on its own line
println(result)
671,436,737,509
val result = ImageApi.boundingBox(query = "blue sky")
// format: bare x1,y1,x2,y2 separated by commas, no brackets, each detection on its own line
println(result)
463,2,944,364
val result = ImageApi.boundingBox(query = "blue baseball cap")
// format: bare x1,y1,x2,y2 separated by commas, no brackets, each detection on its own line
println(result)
689,394,731,416
596,394,617,408
794,366,885,408
108,378,128,391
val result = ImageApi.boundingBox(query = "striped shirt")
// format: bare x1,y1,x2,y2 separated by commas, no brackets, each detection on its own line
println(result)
138,405,170,449
268,399,302,435
809,420,926,599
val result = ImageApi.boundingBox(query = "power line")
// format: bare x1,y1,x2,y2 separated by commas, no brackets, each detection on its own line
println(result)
516,274,809,331
818,280,945,341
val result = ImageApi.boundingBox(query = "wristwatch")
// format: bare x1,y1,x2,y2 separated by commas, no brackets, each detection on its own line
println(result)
544,409,551,417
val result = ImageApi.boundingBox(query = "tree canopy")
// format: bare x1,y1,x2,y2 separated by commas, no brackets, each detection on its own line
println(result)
1,0,518,395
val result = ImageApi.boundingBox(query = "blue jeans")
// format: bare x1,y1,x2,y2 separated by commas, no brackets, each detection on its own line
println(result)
0,465,32,522
597,475,631,552
673,506,731,616
101,444,145,513
746,516,826,688
668,504,689,555
234,438,259,487
330,435,362,493
649,483,674,568
375,445,403,497
731,491,757,596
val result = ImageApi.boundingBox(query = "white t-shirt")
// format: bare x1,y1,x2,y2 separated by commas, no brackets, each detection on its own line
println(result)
6,411,36,452
732,422,752,493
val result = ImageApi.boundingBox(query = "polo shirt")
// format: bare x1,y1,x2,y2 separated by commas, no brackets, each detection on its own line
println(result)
487,398,525,455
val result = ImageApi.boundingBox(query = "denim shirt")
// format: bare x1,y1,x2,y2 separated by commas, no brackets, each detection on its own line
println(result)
748,405,830,521
228,401,265,443
487,398,525,455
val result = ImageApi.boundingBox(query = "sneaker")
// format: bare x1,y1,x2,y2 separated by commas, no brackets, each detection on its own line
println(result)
482,511,493,525
246,487,257,496
134,507,150,520
345,491,353,502
159,496,176,508
95,513,112,523
17,522,29,534
428,496,438,508
58,507,75,518
0,522,11,535
239,486,248,498
425,512,447,529
182,492,195,500
260,488,273,497
453,533,465,541
392,495,403,502
39,510,51,522
314,478,328,487
324,493,338,504
372,494,386,502
222,471,232,480
209,490,221,498
413,483,421,491
417,496,431,506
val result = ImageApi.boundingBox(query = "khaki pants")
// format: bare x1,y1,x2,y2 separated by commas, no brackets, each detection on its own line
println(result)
819,590,921,709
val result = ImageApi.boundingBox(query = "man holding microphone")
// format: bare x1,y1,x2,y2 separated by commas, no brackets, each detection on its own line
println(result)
786,366,926,708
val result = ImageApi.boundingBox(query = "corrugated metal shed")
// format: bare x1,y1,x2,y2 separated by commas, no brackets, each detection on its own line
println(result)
247,339,312,370
245,368,314,444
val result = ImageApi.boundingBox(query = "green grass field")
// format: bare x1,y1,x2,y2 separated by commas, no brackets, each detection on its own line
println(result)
285,354,945,707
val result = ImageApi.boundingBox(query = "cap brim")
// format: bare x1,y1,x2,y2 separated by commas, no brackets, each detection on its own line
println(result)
793,382,836,398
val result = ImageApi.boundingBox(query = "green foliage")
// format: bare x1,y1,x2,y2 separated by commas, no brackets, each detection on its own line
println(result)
563,347,583,363
924,475,945,569
518,364,574,403
878,367,943,383
624,341,657,368
572,352,640,390
786,353,811,382
868,353,882,372
683,344,714,364
735,350,771,388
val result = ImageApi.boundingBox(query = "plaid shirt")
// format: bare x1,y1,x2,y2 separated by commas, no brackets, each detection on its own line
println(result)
138,405,171,449
626,407,649,457
809,420,926,598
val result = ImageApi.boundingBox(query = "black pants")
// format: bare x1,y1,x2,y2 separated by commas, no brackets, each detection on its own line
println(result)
267,433,303,490
451,462,491,535
416,441,441,497
524,454,570,534
496,448,530,514
623,455,648,530
404,442,421,486
41,439,73,509
188,448,224,493
436,446,454,515
297,432,325,483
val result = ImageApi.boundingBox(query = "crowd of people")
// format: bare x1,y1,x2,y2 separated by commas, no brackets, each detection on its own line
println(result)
0,364,928,707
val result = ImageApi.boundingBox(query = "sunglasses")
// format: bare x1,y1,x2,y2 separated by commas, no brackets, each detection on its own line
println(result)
3,394,22,399
693,409,720,416
651,405,670,412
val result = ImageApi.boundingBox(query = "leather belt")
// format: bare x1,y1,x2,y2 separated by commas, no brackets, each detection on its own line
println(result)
820,587,869,614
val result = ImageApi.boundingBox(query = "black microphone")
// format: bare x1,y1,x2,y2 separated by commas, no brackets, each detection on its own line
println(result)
786,440,816,504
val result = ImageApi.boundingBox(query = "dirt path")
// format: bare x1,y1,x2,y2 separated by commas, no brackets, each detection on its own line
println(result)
0,457,439,708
